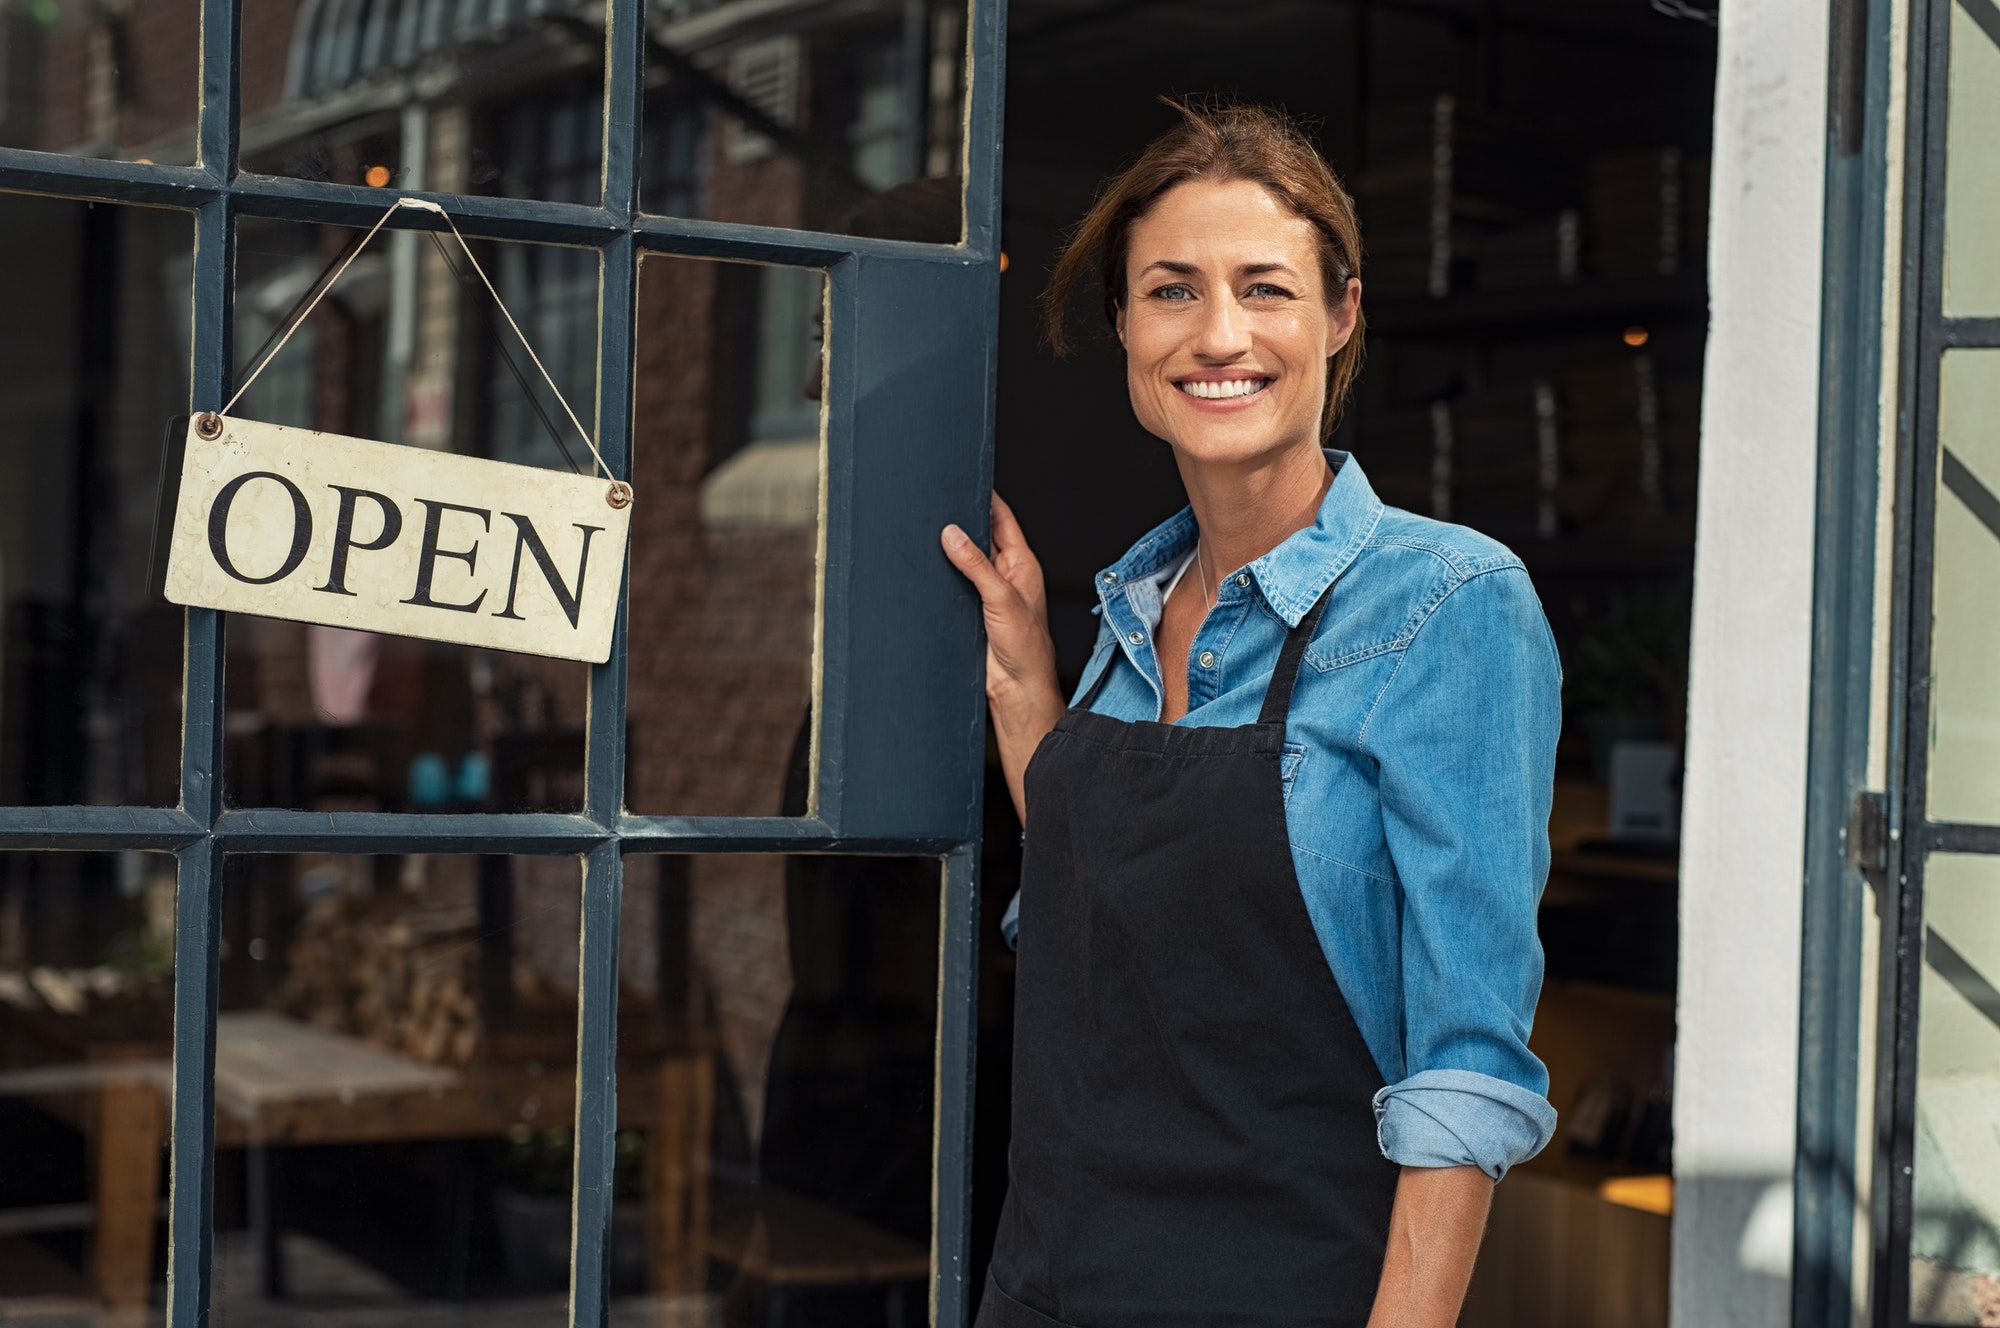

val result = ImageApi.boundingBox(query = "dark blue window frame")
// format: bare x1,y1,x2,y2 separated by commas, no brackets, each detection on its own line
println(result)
0,0,1006,1321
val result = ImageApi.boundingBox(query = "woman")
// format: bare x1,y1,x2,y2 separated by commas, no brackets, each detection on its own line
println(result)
941,103,1560,1328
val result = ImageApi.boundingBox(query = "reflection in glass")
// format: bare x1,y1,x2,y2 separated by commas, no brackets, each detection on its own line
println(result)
1928,350,2000,826
1910,854,2000,1324
223,218,599,813
642,0,966,243
1945,0,2000,315
612,854,939,1323
625,255,824,817
212,854,579,1319
0,193,190,808
0,0,196,162
238,1,605,204
0,852,174,1321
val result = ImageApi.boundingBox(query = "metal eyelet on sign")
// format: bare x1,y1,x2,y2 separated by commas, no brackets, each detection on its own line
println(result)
195,412,223,439
606,481,633,510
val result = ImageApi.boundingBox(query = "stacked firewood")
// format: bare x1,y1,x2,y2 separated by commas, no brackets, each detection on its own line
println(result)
278,892,483,1066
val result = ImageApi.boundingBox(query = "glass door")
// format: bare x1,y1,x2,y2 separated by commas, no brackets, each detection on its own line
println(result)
0,0,1005,1323
1874,0,2000,1322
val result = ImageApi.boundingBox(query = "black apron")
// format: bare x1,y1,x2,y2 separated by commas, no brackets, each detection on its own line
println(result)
979,587,1399,1328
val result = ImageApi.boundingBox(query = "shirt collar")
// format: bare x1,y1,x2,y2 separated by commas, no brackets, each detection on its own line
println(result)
1092,450,1385,628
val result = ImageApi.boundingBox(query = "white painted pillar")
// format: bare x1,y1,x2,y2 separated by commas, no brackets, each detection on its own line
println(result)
1675,0,1832,1321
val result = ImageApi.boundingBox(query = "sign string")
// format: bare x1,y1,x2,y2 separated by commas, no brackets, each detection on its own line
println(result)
221,196,612,482
422,228,586,476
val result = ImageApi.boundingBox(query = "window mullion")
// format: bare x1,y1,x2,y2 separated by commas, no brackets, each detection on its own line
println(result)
588,233,635,825
569,840,624,1328
166,837,225,1328
962,0,1007,256
602,0,643,220
183,194,232,827
197,0,239,178
934,844,983,1328
164,185,233,1328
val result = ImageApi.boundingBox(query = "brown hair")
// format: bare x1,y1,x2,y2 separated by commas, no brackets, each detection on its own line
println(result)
1042,99,1365,437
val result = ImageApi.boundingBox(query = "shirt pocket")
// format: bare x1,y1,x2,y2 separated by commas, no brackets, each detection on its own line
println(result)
1281,741,1308,808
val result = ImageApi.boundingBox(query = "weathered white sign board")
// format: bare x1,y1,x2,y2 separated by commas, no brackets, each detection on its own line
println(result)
161,414,631,663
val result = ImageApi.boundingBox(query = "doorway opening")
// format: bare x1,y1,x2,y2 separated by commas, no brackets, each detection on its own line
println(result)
980,5,1718,1323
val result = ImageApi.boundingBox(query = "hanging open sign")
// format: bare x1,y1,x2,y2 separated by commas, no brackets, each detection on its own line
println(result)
155,198,633,665
161,414,631,663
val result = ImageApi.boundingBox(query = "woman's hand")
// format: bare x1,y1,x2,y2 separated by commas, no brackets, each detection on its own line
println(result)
942,494,1066,822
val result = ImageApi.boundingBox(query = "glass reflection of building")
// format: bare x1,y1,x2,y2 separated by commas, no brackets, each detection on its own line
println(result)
0,2,962,1321
1,0,965,814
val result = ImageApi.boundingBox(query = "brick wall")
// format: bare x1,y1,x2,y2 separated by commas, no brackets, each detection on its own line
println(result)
120,0,202,149
35,27,87,152
625,141,820,1130
32,0,208,155
239,0,302,123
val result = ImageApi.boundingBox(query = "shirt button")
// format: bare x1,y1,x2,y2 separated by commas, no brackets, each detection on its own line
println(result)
1235,573,1252,588
1198,650,1216,669
1102,572,1119,585
1127,630,1144,645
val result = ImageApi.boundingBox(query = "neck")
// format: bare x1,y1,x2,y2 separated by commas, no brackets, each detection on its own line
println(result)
1175,440,1333,576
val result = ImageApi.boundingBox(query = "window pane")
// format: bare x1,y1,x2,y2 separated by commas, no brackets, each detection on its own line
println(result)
0,194,190,808
1944,0,2000,315
625,255,824,817
0,0,196,163
212,853,580,1321
0,851,174,1320
642,0,967,243
1927,349,2000,825
611,853,939,1320
1909,853,2000,1324
239,4,604,204
222,218,598,812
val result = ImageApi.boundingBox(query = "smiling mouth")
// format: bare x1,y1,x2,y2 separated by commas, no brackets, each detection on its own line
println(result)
1177,377,1272,400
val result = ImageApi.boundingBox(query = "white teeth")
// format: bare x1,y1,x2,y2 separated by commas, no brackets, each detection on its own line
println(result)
1179,378,1268,400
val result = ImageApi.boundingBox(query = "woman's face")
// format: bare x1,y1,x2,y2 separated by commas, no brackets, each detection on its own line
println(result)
1116,177,1358,467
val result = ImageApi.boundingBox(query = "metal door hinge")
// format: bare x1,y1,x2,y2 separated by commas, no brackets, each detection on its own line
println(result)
1846,791,1890,875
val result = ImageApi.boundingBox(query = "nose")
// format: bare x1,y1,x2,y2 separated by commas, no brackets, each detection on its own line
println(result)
1192,290,1252,360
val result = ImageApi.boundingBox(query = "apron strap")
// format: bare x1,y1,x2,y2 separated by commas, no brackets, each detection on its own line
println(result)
1256,587,1334,726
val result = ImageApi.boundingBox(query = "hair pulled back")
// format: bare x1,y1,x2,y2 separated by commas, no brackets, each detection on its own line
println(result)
1042,99,1365,437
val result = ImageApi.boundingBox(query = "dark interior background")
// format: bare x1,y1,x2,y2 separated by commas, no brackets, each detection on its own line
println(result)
974,0,1719,1284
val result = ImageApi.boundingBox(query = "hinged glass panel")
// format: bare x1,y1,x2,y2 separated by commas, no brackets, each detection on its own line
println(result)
1926,349,2000,826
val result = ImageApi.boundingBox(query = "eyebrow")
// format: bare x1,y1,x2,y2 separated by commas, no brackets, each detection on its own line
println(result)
1137,260,1301,280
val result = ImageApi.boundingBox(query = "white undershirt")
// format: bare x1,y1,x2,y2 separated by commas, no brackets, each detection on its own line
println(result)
1161,547,1199,606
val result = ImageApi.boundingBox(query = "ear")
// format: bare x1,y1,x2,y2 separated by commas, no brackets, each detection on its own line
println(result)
1326,277,1361,357
1114,300,1128,349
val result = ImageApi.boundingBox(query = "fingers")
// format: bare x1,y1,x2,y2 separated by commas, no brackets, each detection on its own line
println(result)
941,524,1017,605
990,492,1026,551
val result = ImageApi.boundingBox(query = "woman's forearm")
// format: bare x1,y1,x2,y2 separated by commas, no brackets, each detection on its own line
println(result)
1366,1165,1494,1328
990,682,1065,822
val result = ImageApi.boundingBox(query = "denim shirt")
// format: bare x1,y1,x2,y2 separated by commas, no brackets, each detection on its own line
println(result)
1003,451,1561,1180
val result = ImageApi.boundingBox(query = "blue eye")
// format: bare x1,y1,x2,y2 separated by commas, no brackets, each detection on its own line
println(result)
1247,282,1293,299
1152,284,1195,301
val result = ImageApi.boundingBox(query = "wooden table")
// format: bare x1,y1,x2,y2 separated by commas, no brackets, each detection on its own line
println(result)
5,1007,926,1320
1,1008,704,1309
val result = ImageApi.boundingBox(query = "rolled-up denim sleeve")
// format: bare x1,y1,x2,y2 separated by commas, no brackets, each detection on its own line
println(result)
1365,565,1561,1180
